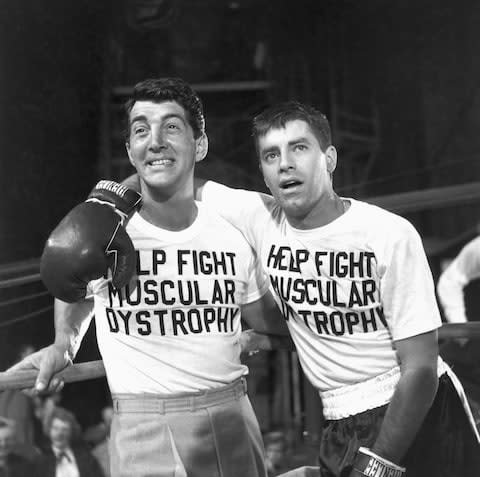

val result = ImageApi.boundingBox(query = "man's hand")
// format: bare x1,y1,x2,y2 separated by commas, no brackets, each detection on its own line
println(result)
240,329,271,356
7,345,72,394
240,329,295,356
41,181,141,303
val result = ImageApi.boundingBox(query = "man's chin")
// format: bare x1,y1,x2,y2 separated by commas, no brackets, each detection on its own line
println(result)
143,176,176,191
277,197,305,215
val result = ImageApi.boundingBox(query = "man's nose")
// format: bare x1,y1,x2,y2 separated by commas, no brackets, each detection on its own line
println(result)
278,151,294,171
149,127,168,150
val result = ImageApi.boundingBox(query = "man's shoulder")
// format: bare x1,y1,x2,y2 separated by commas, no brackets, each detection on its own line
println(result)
72,445,102,467
7,453,37,476
463,235,480,253
200,204,258,249
352,198,416,232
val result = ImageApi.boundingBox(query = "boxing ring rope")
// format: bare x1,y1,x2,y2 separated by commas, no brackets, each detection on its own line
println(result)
0,259,53,328
0,261,41,289
0,306,54,329
0,323,478,392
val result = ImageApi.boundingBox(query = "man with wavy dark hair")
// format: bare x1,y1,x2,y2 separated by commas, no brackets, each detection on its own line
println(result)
13,78,288,477
35,407,104,477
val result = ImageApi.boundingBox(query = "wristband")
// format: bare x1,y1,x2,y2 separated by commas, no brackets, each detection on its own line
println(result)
352,447,405,477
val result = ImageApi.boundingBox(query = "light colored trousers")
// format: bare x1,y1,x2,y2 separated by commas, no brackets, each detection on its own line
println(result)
110,378,267,477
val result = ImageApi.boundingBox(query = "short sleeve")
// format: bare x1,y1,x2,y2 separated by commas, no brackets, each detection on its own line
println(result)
242,250,270,305
86,277,107,299
451,236,480,283
85,281,95,300
380,220,442,341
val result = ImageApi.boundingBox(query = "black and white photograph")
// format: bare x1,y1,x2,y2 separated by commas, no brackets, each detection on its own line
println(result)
1,1,480,476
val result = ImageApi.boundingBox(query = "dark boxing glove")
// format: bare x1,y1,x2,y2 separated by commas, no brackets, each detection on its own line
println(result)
41,181,142,303
350,448,405,477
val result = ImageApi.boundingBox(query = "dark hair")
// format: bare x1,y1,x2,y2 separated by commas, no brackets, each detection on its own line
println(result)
124,77,205,141
252,101,332,156
47,407,82,443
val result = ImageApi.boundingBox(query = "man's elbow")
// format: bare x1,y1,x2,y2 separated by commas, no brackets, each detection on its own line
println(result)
408,365,439,398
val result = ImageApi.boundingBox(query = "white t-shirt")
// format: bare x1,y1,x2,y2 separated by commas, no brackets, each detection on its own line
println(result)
88,202,268,394
437,236,480,323
202,182,442,392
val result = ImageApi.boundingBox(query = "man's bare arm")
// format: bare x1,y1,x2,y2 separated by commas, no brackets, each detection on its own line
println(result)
369,329,439,463
8,299,94,393
240,291,294,353
53,298,94,360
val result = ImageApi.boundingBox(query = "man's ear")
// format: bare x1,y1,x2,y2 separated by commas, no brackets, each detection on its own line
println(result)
126,142,135,167
325,145,337,174
195,134,208,163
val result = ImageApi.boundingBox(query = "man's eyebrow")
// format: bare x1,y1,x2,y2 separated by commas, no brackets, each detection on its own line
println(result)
161,113,187,124
260,145,280,156
130,113,187,124
130,114,148,124
287,137,310,146
260,137,311,155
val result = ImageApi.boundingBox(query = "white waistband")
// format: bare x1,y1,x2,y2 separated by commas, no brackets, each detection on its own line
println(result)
320,367,401,420
321,359,450,420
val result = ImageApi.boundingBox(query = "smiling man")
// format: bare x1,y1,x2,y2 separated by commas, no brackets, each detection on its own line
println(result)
13,79,290,477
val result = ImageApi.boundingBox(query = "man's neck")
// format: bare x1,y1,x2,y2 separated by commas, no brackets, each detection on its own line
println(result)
287,193,348,230
52,444,69,454
139,185,198,231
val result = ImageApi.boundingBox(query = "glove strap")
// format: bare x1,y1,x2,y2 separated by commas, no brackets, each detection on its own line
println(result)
87,180,142,217
353,448,405,477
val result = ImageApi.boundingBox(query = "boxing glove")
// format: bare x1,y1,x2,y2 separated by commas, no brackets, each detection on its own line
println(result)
41,181,142,303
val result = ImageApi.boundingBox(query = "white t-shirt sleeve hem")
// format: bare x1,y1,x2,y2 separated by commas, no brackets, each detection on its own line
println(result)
392,320,441,342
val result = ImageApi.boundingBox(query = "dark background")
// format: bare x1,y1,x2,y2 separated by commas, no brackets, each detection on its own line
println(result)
1,0,480,427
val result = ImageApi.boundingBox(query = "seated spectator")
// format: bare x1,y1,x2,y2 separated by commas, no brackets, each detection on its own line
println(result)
0,344,37,448
91,406,113,477
32,389,63,449
264,430,290,477
84,405,113,448
0,417,36,477
34,407,104,477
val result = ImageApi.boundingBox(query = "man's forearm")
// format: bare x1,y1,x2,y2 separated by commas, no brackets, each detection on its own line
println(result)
54,299,94,359
437,272,467,323
372,366,438,463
